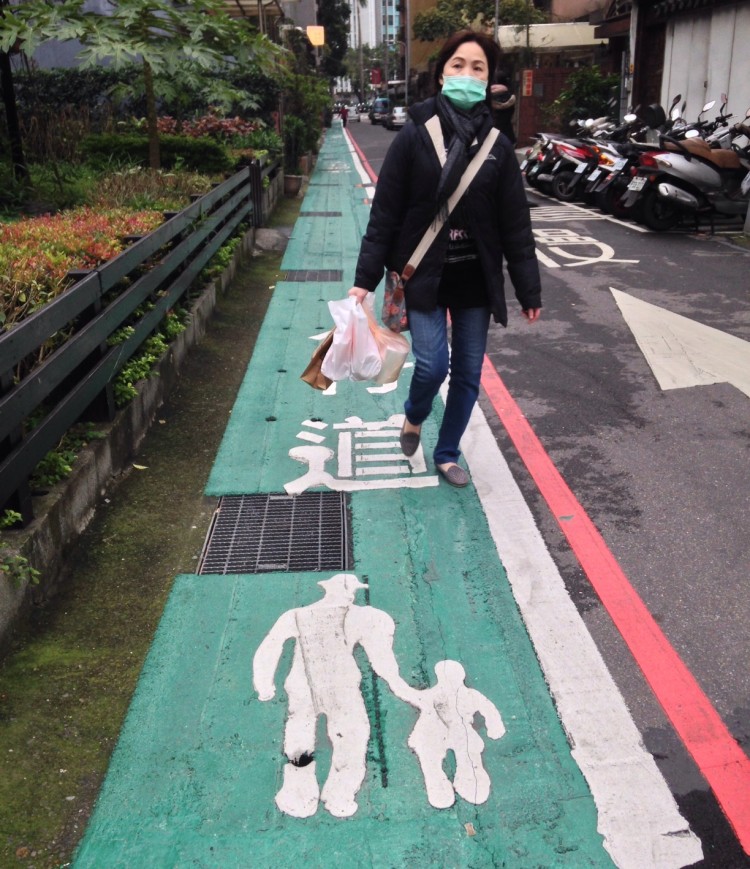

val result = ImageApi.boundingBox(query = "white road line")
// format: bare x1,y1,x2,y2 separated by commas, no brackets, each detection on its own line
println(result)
457,387,703,869
529,190,650,233
534,249,561,269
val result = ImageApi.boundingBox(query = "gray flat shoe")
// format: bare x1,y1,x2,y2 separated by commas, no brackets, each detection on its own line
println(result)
400,422,421,457
437,463,470,488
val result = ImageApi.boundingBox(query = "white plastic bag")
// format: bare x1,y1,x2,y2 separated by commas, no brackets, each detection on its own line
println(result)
364,305,411,384
321,297,382,382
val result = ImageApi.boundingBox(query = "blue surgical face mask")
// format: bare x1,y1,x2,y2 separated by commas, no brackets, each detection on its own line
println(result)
441,75,487,110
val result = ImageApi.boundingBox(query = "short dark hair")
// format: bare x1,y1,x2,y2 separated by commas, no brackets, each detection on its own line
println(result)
432,30,502,106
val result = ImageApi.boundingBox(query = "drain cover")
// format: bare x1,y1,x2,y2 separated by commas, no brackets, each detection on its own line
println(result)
282,269,343,282
199,493,351,575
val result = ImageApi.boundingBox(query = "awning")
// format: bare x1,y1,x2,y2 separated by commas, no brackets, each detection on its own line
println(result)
496,23,608,52
223,0,284,22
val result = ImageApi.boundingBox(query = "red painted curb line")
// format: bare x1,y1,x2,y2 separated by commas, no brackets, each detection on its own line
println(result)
480,359,750,854
345,128,379,184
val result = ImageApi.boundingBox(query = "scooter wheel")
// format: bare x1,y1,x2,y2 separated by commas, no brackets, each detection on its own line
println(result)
552,170,579,202
640,188,681,231
598,184,641,221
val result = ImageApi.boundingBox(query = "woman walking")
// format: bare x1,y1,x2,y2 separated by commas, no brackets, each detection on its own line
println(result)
348,30,542,487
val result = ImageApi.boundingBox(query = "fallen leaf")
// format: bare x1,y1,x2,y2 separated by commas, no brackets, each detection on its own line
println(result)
132,464,148,470
464,823,476,836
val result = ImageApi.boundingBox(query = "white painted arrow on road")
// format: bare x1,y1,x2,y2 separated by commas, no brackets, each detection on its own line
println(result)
611,288,750,399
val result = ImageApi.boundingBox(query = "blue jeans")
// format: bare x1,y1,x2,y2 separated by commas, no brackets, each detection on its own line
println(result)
404,305,491,465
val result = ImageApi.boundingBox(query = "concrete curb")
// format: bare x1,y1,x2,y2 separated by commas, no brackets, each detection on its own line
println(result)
0,228,257,656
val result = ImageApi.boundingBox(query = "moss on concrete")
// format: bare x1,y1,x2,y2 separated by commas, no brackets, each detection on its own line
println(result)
0,198,299,866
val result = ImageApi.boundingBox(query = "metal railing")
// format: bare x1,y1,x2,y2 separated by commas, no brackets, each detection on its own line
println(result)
0,159,278,524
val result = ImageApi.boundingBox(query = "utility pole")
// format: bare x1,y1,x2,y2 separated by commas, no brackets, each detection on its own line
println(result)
358,4,364,101
404,0,410,105
382,0,389,95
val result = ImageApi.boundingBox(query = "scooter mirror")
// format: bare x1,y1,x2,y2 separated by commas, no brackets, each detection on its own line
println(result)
624,113,637,123
701,100,716,113
671,106,681,120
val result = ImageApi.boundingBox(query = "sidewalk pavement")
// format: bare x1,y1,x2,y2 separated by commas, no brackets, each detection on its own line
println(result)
69,125,701,868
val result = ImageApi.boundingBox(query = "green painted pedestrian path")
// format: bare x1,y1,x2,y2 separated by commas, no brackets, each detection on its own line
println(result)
72,127,615,867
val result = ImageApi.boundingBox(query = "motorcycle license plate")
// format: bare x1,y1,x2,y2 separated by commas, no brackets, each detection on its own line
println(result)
588,168,602,182
613,157,627,171
575,162,588,174
627,176,647,192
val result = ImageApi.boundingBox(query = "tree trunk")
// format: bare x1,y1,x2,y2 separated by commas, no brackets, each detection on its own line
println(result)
0,25,30,184
142,58,160,170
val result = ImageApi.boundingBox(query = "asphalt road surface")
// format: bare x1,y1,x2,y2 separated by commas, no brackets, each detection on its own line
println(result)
348,118,750,868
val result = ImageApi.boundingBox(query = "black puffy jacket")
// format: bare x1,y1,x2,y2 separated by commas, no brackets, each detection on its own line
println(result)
354,97,542,326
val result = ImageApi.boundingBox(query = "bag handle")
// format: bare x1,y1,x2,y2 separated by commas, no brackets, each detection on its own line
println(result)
398,121,499,285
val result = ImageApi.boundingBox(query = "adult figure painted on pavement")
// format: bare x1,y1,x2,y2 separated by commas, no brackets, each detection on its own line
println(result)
252,573,415,818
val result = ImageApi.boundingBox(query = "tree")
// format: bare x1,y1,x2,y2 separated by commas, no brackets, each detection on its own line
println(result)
0,0,29,183
0,0,281,169
545,66,620,129
413,0,546,43
342,44,393,100
316,0,351,79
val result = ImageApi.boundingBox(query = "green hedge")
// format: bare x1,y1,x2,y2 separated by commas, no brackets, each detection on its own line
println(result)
81,133,232,172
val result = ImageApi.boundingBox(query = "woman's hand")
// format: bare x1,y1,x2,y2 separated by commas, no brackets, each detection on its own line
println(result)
348,287,370,304
522,308,541,323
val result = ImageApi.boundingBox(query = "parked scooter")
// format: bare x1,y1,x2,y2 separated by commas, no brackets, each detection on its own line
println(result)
621,104,750,231
522,115,612,195
523,117,612,200
586,99,679,218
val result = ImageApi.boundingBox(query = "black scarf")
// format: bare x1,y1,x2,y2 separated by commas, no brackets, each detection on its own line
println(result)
434,93,492,223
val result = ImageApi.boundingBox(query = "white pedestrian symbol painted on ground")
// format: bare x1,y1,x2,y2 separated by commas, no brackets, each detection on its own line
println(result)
284,415,438,494
406,660,505,808
252,574,505,818
253,574,414,818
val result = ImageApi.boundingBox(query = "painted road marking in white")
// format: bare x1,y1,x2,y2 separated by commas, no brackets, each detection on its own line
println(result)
529,194,650,233
253,574,506,817
253,574,404,818
531,205,607,221
611,287,750,399
458,386,703,868
534,248,561,269
286,415,436,493
295,431,326,444
408,660,505,809
533,227,639,267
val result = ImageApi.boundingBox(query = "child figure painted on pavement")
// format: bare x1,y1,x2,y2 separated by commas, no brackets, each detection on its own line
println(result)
404,660,506,808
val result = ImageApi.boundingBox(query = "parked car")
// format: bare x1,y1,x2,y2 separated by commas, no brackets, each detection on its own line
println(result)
369,97,391,125
345,104,361,122
385,106,408,130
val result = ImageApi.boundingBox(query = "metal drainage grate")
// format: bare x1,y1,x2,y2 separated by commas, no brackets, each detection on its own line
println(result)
300,211,343,217
198,492,351,575
282,269,343,282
